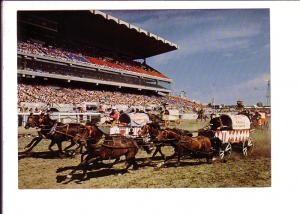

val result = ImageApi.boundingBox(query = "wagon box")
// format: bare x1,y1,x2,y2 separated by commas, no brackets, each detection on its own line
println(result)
98,125,141,138
97,112,150,138
215,130,250,144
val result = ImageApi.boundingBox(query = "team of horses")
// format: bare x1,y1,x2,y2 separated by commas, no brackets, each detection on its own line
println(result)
22,110,268,180
22,112,223,180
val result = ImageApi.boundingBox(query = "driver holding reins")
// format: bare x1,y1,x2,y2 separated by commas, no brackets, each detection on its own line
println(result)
109,107,119,127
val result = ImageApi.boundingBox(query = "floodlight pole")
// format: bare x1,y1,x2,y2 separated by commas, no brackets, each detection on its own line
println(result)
266,80,270,106
212,82,216,113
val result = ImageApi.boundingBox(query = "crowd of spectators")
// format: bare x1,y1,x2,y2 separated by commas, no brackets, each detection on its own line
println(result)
18,41,168,79
18,83,202,113
18,58,165,89
17,41,200,113
168,96,201,112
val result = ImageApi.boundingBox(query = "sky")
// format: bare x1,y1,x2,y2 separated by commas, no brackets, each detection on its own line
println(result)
106,9,270,105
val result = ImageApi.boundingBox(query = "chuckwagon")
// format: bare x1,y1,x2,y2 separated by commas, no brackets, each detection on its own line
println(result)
162,109,181,126
201,114,254,161
162,109,180,121
97,112,150,138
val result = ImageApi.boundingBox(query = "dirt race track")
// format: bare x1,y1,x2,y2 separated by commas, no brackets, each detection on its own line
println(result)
18,121,271,188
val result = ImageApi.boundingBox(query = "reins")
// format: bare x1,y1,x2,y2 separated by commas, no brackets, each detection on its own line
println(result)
42,121,90,138
160,130,212,155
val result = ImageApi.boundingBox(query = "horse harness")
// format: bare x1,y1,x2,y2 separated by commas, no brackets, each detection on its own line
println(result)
162,131,213,155
49,123,139,150
46,123,90,139
84,134,140,150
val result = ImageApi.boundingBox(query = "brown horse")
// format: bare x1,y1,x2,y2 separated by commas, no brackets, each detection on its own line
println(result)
138,123,168,159
66,134,139,180
23,113,64,153
156,129,213,166
148,113,163,125
23,113,89,157
24,113,43,129
138,123,193,160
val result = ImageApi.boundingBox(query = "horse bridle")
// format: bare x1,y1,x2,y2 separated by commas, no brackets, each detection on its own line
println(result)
26,115,40,128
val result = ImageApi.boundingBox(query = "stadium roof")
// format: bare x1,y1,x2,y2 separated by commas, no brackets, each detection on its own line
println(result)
18,10,179,59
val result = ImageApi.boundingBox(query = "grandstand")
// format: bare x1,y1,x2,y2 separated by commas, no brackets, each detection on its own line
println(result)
17,10,200,113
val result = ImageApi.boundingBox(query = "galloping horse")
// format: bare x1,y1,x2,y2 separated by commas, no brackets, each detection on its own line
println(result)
24,113,89,157
139,123,168,159
66,129,140,180
156,129,213,166
24,113,43,129
24,113,61,153
148,113,163,125
138,123,193,160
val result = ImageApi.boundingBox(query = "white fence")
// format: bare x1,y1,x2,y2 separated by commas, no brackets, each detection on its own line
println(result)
18,112,103,127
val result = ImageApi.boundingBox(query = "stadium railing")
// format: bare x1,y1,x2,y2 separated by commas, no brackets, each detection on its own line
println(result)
18,112,103,127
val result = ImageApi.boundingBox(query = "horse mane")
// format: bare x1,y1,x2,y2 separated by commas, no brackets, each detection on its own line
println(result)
165,129,181,140
41,113,58,127
149,122,161,130
148,114,162,124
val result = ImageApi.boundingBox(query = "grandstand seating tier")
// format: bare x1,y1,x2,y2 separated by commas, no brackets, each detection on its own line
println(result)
18,41,170,80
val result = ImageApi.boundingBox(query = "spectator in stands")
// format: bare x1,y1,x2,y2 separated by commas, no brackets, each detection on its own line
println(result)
18,83,202,113
18,41,167,79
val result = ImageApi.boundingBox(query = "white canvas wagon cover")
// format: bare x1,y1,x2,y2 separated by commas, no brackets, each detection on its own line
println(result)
220,114,251,130
164,109,180,116
119,113,150,127
162,109,180,121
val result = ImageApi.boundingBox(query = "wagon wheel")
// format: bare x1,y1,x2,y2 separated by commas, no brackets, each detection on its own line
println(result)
242,138,254,157
219,143,232,162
